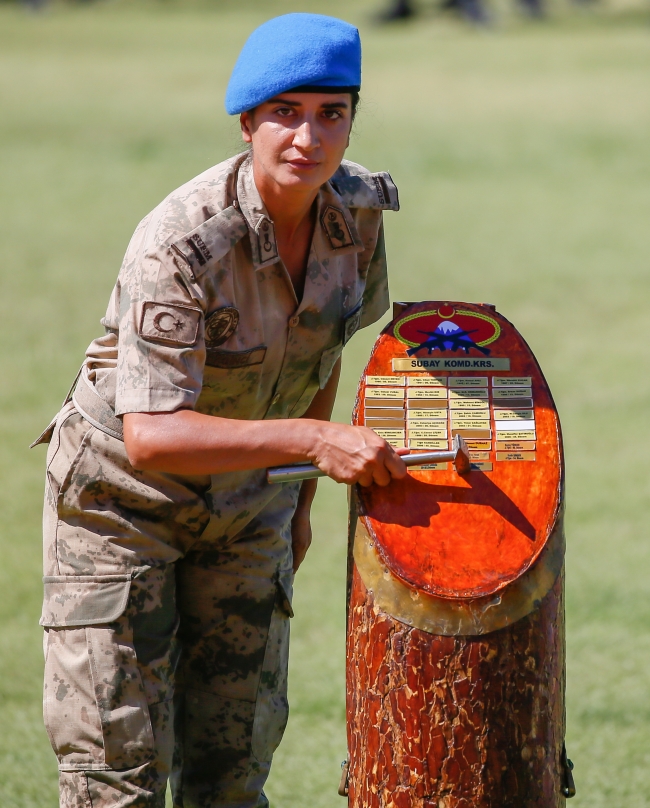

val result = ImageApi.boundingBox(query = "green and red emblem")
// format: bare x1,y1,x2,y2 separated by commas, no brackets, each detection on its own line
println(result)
393,305,501,356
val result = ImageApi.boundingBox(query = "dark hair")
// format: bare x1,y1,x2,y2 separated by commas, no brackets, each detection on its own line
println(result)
351,91,360,121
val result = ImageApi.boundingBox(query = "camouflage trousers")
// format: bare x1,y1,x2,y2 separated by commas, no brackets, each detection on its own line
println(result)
41,407,297,808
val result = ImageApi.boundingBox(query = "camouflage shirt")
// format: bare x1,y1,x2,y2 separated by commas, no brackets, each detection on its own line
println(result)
81,151,398,541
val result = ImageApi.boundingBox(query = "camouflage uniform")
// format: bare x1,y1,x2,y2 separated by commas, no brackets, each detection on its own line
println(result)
38,151,398,808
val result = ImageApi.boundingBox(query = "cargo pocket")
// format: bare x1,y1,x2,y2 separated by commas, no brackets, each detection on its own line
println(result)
41,575,155,772
249,570,293,765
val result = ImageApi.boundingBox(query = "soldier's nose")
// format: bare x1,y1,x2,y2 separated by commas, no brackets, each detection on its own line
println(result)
294,122,319,150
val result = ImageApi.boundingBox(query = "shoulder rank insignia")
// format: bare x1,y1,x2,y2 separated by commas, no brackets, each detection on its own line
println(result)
321,206,355,250
169,206,248,281
330,170,400,212
205,306,239,348
255,216,279,265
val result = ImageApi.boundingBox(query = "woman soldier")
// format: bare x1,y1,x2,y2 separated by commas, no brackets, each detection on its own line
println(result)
36,13,406,808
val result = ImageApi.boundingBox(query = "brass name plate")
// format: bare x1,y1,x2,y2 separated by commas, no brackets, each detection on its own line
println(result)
406,409,449,421
450,419,491,430
365,399,405,410
406,411,447,421
493,409,534,421
466,440,492,450
492,387,532,399
407,376,447,387
492,376,532,387
496,451,537,462
452,428,492,439
491,398,533,410
406,427,447,439
372,428,405,438
365,388,405,400
469,451,491,461
448,376,488,388
449,399,489,410
409,439,449,450
407,388,448,400
364,407,406,419
412,462,449,471
451,411,490,422
392,358,511,372
471,462,493,472
366,418,408,429
496,440,536,451
495,419,536,432
496,430,536,441
449,388,489,400
407,430,449,441
366,375,405,386
406,400,448,410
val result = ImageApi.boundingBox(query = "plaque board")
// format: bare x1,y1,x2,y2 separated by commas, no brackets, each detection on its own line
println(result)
352,301,563,599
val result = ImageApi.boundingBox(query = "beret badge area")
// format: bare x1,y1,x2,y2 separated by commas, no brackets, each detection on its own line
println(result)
205,306,240,348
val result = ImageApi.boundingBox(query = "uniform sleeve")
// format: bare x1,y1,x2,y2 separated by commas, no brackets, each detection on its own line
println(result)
359,220,390,330
114,218,207,417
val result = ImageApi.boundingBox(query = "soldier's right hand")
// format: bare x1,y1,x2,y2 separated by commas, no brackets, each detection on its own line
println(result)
309,422,408,487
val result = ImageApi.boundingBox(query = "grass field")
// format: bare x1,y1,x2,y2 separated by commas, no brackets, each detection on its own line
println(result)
1,1,650,805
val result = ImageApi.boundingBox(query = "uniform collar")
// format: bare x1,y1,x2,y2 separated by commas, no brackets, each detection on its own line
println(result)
236,153,364,270
236,153,280,269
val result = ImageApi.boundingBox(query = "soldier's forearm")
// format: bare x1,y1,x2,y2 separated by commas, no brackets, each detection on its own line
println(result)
123,358,343,477
123,409,334,476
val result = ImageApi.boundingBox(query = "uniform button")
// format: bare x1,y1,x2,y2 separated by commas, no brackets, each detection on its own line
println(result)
289,315,300,328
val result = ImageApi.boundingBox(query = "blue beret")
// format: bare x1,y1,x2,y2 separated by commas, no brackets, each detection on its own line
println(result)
225,13,361,115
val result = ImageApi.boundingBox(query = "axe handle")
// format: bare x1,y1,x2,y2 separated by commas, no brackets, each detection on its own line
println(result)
266,436,470,484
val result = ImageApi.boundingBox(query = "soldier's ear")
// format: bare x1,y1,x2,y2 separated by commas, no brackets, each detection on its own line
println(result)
240,111,253,143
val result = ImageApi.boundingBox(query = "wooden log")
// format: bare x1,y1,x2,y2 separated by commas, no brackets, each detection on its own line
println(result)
346,566,565,808
344,301,570,806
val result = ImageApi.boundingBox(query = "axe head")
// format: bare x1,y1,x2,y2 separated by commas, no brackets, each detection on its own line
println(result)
452,435,471,475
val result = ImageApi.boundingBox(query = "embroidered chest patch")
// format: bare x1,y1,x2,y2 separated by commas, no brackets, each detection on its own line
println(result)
321,206,355,249
205,306,240,348
139,302,201,346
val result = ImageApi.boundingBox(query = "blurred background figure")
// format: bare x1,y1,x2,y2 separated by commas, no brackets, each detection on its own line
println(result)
21,0,49,10
377,0,544,24
377,0,490,25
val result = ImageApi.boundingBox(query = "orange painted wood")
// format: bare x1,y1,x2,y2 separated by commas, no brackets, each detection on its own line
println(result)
353,301,563,600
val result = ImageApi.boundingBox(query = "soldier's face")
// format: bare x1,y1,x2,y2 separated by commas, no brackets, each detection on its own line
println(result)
240,93,352,193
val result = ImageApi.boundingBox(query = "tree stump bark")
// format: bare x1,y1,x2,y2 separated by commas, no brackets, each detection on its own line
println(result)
346,567,565,808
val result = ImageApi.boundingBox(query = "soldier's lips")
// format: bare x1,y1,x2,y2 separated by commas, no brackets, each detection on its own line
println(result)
285,159,320,170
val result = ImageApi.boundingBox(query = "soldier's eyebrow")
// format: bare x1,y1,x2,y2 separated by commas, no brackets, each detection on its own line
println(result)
267,97,302,107
265,97,350,110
